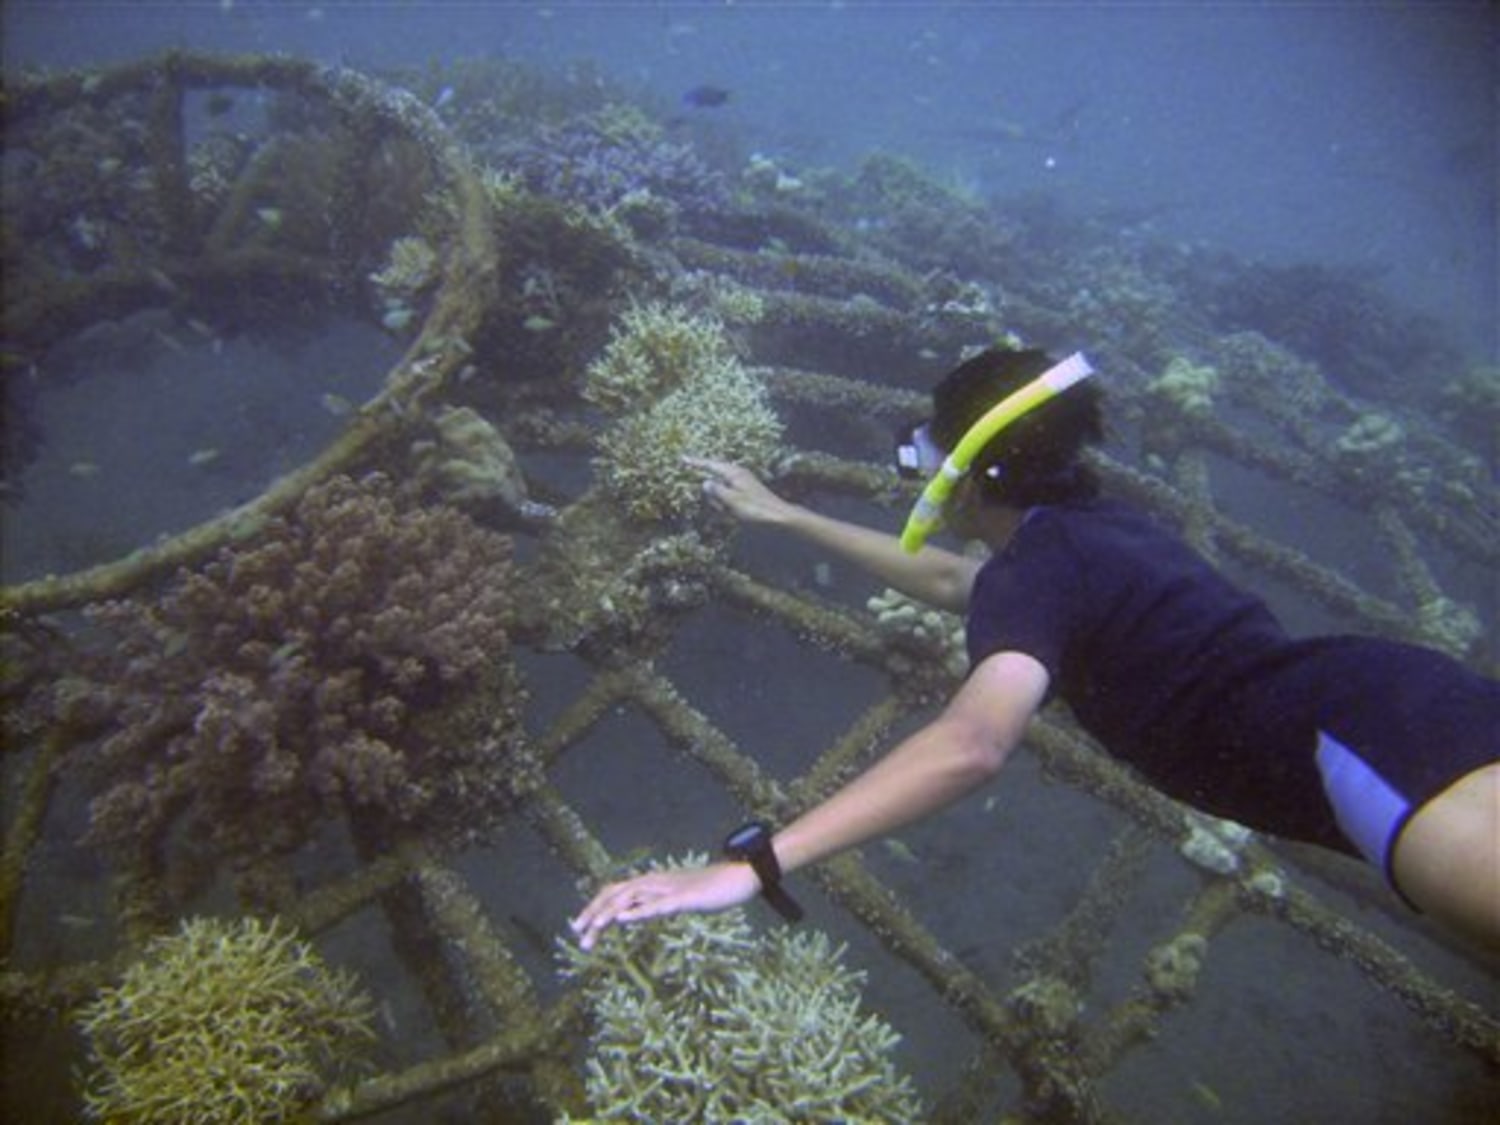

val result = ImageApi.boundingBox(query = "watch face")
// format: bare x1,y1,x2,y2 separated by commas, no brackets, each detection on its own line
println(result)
724,822,766,853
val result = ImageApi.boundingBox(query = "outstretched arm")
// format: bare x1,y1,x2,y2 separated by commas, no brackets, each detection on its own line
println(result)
690,457,979,612
571,651,1048,948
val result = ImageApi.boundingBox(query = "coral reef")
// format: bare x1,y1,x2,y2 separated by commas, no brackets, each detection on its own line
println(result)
69,473,528,865
587,303,783,521
75,914,374,1123
500,104,728,223
5,48,1499,1124
561,856,922,1122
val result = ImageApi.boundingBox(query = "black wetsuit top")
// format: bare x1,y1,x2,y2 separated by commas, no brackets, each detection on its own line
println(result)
965,499,1499,853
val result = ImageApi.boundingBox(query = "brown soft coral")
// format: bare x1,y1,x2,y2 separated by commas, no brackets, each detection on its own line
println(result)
74,473,528,865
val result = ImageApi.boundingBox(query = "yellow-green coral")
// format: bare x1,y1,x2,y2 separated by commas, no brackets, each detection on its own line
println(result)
1148,356,1220,417
583,301,740,415
369,235,439,298
589,303,782,520
561,856,922,1123
75,915,375,1124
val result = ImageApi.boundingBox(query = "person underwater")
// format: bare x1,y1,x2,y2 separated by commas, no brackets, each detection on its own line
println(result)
571,346,1500,950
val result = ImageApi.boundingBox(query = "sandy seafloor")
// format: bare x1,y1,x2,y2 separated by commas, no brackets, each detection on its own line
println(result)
3,3,1498,1122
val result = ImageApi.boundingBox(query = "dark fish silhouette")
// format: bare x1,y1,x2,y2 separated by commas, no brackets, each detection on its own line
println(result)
682,84,731,109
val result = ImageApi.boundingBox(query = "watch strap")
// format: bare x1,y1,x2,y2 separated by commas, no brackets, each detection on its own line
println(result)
723,821,804,923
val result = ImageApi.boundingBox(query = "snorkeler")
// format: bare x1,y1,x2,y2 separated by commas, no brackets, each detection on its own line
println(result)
571,347,1500,950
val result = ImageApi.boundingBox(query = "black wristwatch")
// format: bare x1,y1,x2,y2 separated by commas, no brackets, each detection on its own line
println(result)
723,821,804,923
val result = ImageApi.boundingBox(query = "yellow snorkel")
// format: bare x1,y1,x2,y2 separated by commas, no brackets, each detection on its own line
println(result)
899,352,1095,554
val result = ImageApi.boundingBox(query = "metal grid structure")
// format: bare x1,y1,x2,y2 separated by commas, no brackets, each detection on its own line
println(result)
2,53,1496,1122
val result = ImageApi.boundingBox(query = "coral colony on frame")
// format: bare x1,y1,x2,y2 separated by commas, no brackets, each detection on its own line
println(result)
0,49,1495,1123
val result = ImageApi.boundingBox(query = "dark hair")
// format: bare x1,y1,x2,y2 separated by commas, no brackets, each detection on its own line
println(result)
929,347,1105,506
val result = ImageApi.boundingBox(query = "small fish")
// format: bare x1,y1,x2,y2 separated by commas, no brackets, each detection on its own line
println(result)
188,447,221,467
319,392,354,416
682,84,731,109
59,913,96,930
68,461,100,479
522,314,556,333
205,91,235,117
153,329,189,356
1190,1079,1223,1111
270,640,303,664
433,86,456,110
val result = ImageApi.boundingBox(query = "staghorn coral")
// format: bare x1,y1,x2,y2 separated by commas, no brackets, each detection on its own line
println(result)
595,370,783,521
75,914,374,1123
587,302,783,521
72,473,528,865
561,855,922,1123
583,301,740,414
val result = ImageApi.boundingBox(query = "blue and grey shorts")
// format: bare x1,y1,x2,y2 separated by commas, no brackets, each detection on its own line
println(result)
1311,641,1499,893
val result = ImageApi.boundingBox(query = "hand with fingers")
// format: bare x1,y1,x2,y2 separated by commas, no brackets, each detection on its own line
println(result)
687,457,799,526
570,860,761,950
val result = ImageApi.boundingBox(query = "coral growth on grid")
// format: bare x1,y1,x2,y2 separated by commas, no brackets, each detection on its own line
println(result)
560,855,922,1123
75,915,374,1123
502,104,728,218
70,473,529,863
586,302,783,521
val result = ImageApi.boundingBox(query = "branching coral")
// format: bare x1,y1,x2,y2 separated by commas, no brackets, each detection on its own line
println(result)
586,302,783,521
500,104,728,219
71,473,529,865
583,301,740,414
75,914,375,1123
561,856,922,1123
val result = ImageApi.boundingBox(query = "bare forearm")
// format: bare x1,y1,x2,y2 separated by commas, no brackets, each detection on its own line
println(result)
779,505,977,612
771,652,1047,877
771,717,1000,875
